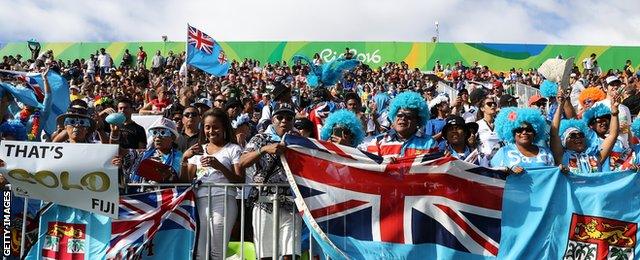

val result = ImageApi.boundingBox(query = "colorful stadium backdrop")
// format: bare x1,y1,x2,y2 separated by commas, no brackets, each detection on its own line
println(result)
1,42,638,72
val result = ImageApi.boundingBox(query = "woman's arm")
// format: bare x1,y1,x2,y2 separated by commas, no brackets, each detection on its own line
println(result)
550,93,565,166
599,100,620,164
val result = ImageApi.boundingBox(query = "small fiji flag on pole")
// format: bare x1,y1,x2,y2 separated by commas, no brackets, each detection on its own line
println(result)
185,24,230,76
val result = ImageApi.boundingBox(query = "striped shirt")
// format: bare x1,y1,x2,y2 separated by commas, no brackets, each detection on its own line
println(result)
366,129,439,158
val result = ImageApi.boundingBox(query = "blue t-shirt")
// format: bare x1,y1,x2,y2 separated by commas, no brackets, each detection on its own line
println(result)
425,118,446,137
587,130,629,171
562,144,600,174
490,143,554,168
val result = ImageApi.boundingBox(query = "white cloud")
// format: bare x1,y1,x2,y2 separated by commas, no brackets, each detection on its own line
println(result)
0,0,638,45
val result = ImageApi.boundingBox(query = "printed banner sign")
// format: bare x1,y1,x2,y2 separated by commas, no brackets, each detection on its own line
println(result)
0,141,119,218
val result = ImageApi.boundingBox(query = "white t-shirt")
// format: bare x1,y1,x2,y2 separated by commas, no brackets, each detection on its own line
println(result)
188,143,242,197
84,60,95,73
98,53,111,68
476,119,501,161
583,58,594,70
595,99,632,149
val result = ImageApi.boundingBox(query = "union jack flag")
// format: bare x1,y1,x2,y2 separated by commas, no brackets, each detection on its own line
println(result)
281,135,507,259
188,25,215,55
106,187,198,259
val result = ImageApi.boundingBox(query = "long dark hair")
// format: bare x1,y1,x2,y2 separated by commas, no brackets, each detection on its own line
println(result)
475,96,496,120
200,108,236,145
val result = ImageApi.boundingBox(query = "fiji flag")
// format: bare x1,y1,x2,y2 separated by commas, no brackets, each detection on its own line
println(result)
25,187,198,260
499,168,640,260
186,24,230,76
25,204,112,260
0,69,70,136
281,135,507,259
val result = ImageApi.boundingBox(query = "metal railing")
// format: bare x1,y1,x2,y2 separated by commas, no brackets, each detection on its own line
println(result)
8,182,313,260
437,80,541,108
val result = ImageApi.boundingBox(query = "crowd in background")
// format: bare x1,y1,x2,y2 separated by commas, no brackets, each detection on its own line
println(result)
2,47,640,259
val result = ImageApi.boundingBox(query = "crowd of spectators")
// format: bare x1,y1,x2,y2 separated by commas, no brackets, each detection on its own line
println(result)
3,47,640,259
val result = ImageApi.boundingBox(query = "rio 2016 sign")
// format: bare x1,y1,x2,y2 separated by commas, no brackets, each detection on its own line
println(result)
0,141,119,218
319,48,382,64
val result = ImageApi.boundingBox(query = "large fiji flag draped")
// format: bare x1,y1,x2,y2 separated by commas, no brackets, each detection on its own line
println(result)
281,135,507,259
0,69,70,135
25,187,198,260
499,168,640,260
186,24,230,76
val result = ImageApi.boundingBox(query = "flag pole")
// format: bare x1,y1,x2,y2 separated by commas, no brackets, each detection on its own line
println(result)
184,23,189,96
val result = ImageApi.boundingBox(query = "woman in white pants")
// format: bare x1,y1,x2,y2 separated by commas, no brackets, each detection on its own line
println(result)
181,108,244,260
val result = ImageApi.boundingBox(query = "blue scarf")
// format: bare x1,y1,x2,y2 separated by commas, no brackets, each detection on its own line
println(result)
265,125,283,142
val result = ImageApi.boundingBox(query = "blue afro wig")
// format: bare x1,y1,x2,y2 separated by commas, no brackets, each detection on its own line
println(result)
320,109,365,147
631,118,640,137
582,104,611,126
387,91,430,124
559,119,591,146
495,107,548,143
539,80,558,98
0,120,27,141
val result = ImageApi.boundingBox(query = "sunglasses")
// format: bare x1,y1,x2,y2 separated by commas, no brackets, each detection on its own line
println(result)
514,127,535,134
215,99,227,103
64,117,91,127
332,127,351,137
595,118,610,125
149,129,173,138
396,112,418,120
183,112,199,118
274,114,293,122
568,132,585,139
485,102,497,107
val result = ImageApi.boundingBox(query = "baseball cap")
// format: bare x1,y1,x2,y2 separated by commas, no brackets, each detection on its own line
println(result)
272,102,295,117
193,98,212,109
528,94,547,106
442,116,477,138
605,76,622,85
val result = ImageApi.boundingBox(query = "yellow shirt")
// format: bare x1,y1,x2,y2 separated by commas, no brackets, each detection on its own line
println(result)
70,94,85,101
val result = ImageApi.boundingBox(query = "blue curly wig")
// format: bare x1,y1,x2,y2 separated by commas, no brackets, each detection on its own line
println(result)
387,91,430,124
582,104,611,125
539,80,558,98
631,118,640,137
495,107,548,143
320,109,365,147
0,120,27,141
559,119,591,146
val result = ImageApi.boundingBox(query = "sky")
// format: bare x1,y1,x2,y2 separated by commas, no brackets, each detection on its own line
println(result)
1,0,639,45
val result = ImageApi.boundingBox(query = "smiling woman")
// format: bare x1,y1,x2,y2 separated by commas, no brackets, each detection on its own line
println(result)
490,107,554,173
